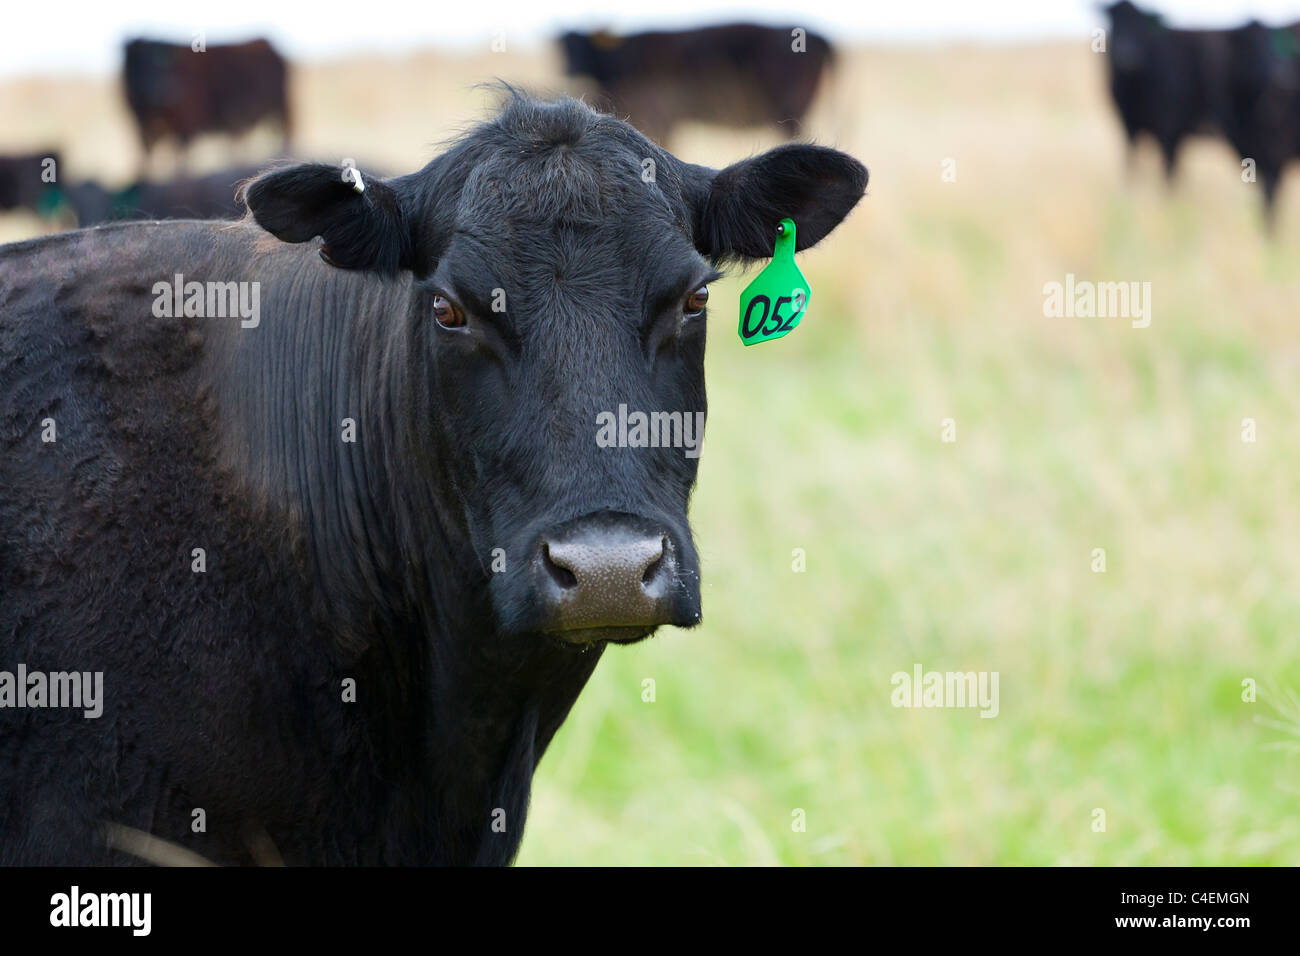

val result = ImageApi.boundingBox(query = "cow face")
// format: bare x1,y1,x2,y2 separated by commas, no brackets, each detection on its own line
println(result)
246,95,865,645
1104,1,1158,74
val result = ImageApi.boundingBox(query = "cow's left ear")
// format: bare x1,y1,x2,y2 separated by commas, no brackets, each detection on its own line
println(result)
685,145,867,263
244,163,414,275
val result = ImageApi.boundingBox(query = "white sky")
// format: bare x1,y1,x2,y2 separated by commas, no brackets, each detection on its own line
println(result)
5,0,1300,76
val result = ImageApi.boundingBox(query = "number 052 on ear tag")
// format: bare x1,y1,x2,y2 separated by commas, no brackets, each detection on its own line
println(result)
738,218,810,346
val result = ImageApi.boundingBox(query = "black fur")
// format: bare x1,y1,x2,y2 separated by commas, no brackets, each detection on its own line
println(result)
0,92,865,865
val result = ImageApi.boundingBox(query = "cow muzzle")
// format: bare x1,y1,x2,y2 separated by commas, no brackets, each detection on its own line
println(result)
534,512,701,643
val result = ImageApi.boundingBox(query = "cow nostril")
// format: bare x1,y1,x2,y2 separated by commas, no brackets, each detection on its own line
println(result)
641,536,668,585
541,543,578,590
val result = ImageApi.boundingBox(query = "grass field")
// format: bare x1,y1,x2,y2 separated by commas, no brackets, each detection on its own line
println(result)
3,41,1297,864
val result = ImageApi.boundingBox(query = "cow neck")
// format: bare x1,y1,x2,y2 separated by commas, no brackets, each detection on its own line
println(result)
198,244,429,658
204,237,607,861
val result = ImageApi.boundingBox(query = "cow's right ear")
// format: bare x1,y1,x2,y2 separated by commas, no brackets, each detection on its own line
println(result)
244,163,414,276
682,145,867,264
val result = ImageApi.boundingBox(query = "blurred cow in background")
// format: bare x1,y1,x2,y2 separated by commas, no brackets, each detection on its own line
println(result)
124,38,291,165
560,23,833,145
0,152,61,217
58,165,264,226
1102,2,1300,228
1223,21,1300,225
1102,1,1232,181
1,161,255,227
3,159,390,230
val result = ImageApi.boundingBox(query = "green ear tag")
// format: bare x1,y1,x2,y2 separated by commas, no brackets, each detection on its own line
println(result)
737,218,810,346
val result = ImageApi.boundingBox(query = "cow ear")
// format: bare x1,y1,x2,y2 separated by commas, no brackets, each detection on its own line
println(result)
687,145,867,263
244,163,414,275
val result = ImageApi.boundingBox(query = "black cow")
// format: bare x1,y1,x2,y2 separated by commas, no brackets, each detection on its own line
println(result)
1102,1,1232,180
0,93,866,865
21,165,383,230
124,38,291,160
1224,21,1300,224
56,165,270,227
560,23,834,145
0,151,63,217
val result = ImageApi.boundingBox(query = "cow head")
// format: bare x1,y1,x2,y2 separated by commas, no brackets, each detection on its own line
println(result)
245,93,865,645
1103,1,1160,73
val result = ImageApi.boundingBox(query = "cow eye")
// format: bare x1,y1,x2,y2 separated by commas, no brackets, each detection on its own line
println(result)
684,286,709,316
432,294,465,329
